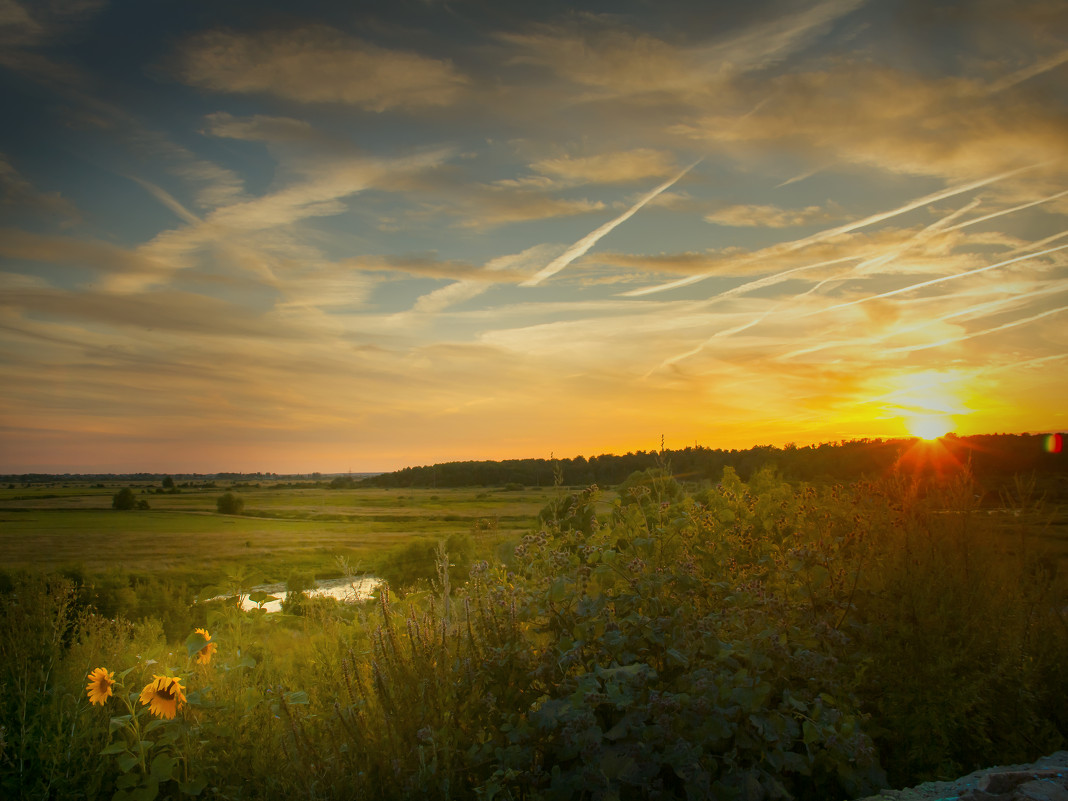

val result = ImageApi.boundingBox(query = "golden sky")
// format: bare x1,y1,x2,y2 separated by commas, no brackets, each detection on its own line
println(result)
1,0,1066,472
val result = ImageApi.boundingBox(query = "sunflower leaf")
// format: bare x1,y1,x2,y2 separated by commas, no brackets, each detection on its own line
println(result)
185,632,210,660
150,753,176,782
179,777,208,796
100,742,129,756
116,752,140,773
143,718,167,733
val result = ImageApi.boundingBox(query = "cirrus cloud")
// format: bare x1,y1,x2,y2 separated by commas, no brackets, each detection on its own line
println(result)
177,26,469,111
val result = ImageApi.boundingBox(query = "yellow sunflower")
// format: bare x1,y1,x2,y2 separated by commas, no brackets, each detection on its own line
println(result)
139,675,186,719
193,627,218,665
86,667,115,706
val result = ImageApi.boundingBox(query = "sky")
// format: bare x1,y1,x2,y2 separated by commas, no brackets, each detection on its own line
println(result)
1,0,1066,473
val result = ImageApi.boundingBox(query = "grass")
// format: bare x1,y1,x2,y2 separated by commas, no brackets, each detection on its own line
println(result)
1,468,1066,800
0,483,583,587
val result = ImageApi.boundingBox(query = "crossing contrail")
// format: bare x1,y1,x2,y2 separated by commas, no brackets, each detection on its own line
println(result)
809,241,1068,316
622,163,1042,297
521,158,703,287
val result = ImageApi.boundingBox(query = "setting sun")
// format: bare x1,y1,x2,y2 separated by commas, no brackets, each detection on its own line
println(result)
0,0,1064,476
906,414,954,441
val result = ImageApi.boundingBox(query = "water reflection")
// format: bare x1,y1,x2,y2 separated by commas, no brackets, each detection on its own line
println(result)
235,575,381,613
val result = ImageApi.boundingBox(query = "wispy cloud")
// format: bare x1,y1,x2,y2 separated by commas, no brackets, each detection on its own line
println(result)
3,0,1067,470
522,159,702,287
177,27,469,110
705,202,840,228
813,242,1068,316
623,164,1041,297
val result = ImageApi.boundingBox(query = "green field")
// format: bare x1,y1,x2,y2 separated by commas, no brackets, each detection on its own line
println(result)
0,482,587,585
2,468,1067,801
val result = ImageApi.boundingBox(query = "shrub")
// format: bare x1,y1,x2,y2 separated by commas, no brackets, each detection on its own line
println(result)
216,492,244,515
111,487,136,510
376,533,474,593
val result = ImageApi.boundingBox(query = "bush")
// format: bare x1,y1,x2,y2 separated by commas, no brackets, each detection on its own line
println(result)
376,533,474,593
281,570,315,615
216,492,244,515
111,487,136,510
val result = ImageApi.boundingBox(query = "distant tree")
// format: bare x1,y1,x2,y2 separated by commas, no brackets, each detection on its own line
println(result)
162,475,175,490
112,487,136,510
216,492,244,515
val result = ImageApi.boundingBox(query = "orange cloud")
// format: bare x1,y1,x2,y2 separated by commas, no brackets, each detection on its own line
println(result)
177,27,469,111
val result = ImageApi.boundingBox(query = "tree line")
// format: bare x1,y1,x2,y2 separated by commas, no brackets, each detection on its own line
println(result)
357,433,1065,492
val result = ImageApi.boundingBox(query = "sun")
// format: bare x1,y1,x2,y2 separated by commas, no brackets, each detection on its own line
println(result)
878,371,968,441
906,413,954,441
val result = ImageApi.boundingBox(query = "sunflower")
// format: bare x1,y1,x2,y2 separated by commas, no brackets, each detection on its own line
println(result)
139,675,186,719
193,627,218,665
86,667,115,706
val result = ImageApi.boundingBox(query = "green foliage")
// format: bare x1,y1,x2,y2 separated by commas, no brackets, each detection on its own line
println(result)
112,487,136,510
538,485,602,535
216,492,245,515
2,467,1066,800
376,533,474,593
281,570,315,615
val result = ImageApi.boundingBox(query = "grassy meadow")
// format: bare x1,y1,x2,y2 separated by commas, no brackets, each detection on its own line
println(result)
0,482,570,585
1,466,1066,801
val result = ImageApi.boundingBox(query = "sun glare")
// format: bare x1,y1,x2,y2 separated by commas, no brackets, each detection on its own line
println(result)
906,414,954,441
880,371,968,442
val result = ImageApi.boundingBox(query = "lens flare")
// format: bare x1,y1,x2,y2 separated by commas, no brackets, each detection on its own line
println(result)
907,414,954,440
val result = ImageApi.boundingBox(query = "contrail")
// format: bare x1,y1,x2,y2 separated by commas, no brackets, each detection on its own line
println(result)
988,49,1068,94
521,158,703,287
809,241,1068,316
622,163,1041,297
779,280,1068,361
885,305,1068,354
128,175,201,225
948,188,1068,232
650,202,986,373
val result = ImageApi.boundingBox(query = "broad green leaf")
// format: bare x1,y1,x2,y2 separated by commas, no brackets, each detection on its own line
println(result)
150,753,175,783
100,742,129,756
811,565,830,588
116,752,140,773
548,577,567,603
185,631,210,660
131,780,159,801
666,648,689,668
179,777,208,796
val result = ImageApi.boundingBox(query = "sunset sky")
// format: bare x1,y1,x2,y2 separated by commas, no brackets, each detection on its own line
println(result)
1,0,1066,473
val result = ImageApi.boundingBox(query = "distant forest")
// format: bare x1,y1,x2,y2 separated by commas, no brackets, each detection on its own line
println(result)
354,434,1065,491
5,433,1063,493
